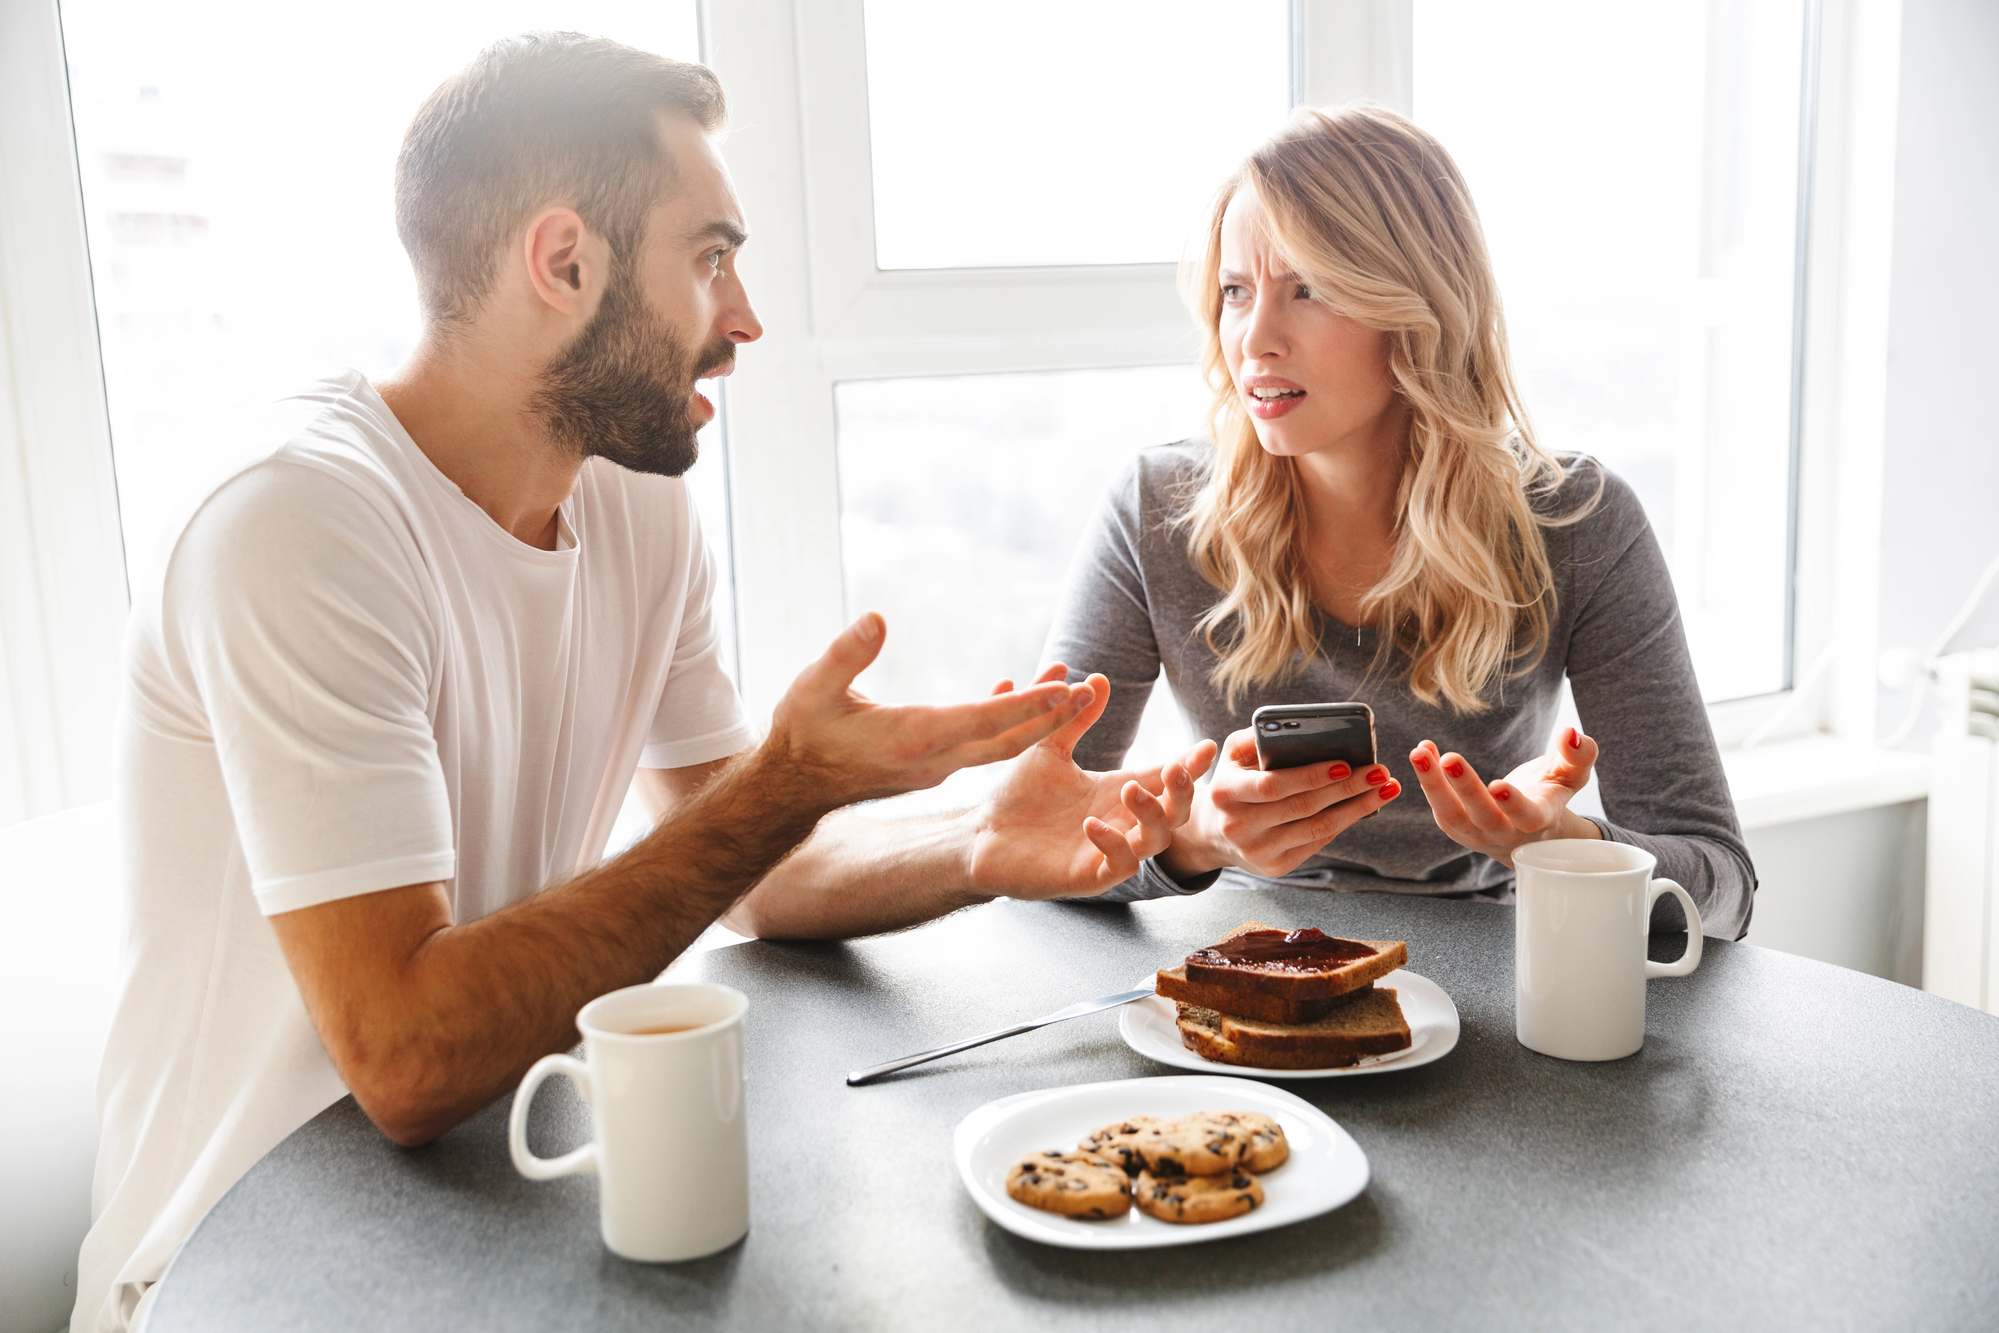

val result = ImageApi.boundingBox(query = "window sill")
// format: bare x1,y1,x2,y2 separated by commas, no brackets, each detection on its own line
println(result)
1721,735,1931,831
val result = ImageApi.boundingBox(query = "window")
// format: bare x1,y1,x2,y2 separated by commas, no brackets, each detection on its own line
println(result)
1414,0,1815,703
59,0,735,674
862,0,1291,269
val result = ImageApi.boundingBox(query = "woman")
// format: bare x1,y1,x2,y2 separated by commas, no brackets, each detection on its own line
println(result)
1050,106,1754,937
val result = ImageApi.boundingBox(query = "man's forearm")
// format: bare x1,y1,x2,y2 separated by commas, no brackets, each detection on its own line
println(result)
335,741,831,1144
724,809,991,939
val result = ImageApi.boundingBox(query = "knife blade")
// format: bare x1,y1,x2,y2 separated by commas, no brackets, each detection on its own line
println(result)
844,986,1155,1086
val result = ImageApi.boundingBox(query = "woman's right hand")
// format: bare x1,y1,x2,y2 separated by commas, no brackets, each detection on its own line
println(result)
1159,729,1402,880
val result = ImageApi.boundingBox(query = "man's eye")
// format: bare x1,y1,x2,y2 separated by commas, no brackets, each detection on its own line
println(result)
705,250,724,271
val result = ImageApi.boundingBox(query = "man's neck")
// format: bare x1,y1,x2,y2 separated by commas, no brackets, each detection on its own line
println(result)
375,333,581,551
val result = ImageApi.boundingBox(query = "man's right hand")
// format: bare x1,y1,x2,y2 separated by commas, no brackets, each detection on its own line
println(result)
765,613,1094,810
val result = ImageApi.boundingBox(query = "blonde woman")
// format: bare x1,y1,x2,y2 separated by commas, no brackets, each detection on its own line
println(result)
1049,106,1754,937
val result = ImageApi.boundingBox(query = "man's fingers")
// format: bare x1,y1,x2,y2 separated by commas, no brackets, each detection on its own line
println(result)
1120,777,1175,852
911,681,1088,751
1033,662,1070,686
800,611,886,697
1042,673,1110,759
1085,816,1142,886
1179,739,1220,784
989,678,1014,697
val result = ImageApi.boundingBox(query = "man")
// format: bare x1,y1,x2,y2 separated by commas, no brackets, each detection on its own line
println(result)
75,34,1215,1332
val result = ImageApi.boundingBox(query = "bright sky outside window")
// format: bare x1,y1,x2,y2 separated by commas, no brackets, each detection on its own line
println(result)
836,365,1210,812
59,0,735,678
1416,0,1809,703
862,0,1291,269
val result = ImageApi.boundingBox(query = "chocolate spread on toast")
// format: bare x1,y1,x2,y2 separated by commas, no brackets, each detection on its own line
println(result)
1187,928,1375,973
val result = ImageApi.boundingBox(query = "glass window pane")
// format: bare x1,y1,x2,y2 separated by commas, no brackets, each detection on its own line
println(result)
1415,1,1808,702
837,365,1209,812
863,0,1292,269
60,0,732,679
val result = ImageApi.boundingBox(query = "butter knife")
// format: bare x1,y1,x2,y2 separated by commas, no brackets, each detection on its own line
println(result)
845,986,1155,1086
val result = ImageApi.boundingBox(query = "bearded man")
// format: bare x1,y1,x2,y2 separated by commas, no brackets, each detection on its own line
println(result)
74,34,1215,1332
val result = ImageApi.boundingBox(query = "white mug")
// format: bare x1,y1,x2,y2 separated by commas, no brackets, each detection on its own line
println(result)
509,982,750,1261
1513,839,1702,1061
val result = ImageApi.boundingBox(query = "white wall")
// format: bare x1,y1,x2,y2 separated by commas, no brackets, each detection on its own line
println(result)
1873,0,1999,745
1743,800,1926,984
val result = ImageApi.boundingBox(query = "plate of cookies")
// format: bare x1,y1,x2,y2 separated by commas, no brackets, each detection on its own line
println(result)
954,1074,1367,1249
1118,921,1460,1079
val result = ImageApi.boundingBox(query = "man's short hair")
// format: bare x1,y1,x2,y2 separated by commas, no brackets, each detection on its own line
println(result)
395,32,725,326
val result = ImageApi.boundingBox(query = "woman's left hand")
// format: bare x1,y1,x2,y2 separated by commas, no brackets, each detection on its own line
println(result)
1407,727,1602,868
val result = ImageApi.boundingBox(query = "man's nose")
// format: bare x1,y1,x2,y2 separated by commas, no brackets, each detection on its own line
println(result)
722,283,763,347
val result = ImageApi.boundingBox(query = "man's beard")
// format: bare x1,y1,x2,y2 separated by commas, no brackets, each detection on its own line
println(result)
530,264,735,479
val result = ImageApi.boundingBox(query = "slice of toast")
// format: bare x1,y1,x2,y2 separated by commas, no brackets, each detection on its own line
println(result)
1175,990,1412,1070
1154,965,1373,1025
1179,920,1406,1003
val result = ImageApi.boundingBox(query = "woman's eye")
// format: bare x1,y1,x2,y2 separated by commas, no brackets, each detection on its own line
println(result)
1294,283,1312,300
1219,284,1245,302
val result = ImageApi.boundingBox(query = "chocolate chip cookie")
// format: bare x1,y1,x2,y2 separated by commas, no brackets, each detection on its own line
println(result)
1218,1111,1288,1172
1078,1116,1160,1175
1004,1150,1133,1219
1133,1168,1265,1224
1132,1112,1253,1177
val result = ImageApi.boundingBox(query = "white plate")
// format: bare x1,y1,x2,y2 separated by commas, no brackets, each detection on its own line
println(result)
954,1075,1368,1250
1119,968,1460,1079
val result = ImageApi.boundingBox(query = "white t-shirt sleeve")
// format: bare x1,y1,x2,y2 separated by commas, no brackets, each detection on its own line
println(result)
164,460,457,916
639,501,756,770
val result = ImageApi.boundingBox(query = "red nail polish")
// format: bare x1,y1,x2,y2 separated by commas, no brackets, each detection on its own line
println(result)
1412,754,1431,774
1380,780,1401,800
1493,787,1511,802
1568,728,1583,750
1365,768,1388,785
1443,760,1465,779
1329,763,1351,780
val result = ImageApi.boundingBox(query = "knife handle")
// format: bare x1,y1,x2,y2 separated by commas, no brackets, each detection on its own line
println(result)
844,1021,1041,1086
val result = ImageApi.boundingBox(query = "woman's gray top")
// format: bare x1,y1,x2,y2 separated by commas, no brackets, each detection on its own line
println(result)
1044,443,1755,939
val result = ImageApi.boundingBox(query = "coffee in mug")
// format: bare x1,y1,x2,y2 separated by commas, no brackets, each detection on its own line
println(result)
508,982,749,1260
1512,839,1702,1061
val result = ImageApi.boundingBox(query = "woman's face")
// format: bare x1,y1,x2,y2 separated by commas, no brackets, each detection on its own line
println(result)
1217,192,1400,462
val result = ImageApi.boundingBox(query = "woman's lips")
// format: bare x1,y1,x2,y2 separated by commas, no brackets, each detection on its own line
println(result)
1246,389,1305,420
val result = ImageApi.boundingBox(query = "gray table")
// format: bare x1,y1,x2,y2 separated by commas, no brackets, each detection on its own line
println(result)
150,891,1999,1332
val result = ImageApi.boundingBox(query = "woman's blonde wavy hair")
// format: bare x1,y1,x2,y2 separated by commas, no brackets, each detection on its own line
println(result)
1180,104,1585,714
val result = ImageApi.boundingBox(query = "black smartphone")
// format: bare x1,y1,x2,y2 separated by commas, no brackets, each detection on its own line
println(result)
1252,702,1377,772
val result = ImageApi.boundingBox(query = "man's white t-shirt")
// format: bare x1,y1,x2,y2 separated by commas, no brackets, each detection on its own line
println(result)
74,370,754,1332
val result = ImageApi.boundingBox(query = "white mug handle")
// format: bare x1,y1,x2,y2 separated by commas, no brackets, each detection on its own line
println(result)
1644,878,1703,978
508,1053,598,1181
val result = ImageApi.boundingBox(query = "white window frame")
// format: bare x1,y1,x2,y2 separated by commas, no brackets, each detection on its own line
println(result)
703,0,1411,716
0,0,128,826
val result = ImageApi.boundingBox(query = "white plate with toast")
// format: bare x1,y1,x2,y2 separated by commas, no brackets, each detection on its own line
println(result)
954,1074,1368,1249
1119,969,1460,1079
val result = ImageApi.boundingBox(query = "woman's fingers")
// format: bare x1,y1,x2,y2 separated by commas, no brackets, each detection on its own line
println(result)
1257,780,1402,871
1547,726,1600,789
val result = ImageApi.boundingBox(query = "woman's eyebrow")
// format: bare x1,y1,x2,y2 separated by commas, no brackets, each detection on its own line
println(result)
1218,268,1248,283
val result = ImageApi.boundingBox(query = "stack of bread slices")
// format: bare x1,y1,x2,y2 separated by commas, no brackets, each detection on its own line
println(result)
1156,921,1413,1070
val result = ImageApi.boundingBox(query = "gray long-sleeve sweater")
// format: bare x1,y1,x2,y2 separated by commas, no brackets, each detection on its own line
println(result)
1044,443,1756,940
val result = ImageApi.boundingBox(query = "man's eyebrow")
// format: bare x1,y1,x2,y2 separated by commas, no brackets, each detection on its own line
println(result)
684,219,748,249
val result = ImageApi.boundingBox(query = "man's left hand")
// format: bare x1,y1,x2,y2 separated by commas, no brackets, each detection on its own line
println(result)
968,665,1218,898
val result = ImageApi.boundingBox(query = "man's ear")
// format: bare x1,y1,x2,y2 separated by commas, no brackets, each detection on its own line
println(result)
521,207,599,315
